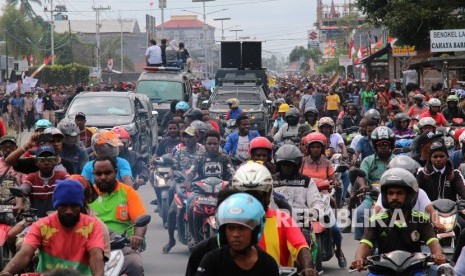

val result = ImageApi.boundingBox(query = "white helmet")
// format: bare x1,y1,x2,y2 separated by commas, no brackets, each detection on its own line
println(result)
417,117,437,129
232,162,273,196
428,98,441,107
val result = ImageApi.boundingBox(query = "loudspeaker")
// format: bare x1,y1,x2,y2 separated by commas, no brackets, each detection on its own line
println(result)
241,42,262,69
221,42,241,68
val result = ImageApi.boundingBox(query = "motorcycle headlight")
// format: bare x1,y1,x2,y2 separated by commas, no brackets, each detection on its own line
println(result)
440,215,456,232
250,113,263,120
156,176,166,187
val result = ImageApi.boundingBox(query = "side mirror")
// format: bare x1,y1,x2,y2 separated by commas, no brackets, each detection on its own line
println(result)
138,109,148,116
200,100,209,109
134,214,151,227
151,110,158,117
265,100,272,105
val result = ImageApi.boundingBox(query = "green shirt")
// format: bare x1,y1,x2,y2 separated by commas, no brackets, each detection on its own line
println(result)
360,154,395,183
360,90,375,107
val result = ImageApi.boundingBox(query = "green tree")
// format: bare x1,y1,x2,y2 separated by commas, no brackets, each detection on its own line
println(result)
6,0,42,19
100,37,135,72
356,0,465,49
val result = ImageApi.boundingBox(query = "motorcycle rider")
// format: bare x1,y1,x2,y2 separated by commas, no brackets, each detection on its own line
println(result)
303,107,319,132
231,163,317,275
420,98,450,127
393,113,414,139
225,98,242,120
352,119,379,164
74,112,94,149
57,119,88,174
186,130,235,242
408,94,428,118
196,193,279,276
247,137,275,174
271,103,289,136
160,99,180,131
81,129,133,186
340,104,361,133
1,179,105,276
154,121,180,157
174,100,190,123
273,106,301,144
442,94,465,123
184,108,204,126
162,125,206,253
353,126,395,240
351,168,446,271
223,114,260,161
89,155,148,276
410,117,438,159
112,127,150,189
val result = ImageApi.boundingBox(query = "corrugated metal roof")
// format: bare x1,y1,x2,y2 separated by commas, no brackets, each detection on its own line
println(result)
54,19,140,34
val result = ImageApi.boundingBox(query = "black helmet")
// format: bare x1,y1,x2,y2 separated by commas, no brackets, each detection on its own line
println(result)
394,113,410,129
388,155,421,176
275,144,304,165
184,108,204,121
57,119,79,137
380,168,419,210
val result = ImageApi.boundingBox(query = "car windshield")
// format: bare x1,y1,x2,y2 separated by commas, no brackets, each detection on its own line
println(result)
213,93,261,105
68,96,132,116
136,80,183,103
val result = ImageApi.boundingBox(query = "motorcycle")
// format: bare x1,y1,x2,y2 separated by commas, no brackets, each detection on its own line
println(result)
349,250,454,276
105,215,151,276
191,177,229,244
222,119,237,139
431,198,465,258
152,154,175,227
311,178,336,272
172,171,191,246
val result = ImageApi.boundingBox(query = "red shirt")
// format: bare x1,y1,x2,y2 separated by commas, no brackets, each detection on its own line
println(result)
258,208,309,266
208,120,220,132
0,119,6,138
419,111,448,127
24,212,105,274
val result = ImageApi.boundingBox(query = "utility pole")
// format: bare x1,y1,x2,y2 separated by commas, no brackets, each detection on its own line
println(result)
230,29,243,40
47,0,55,64
213,17,231,41
5,30,8,83
159,0,166,39
118,15,130,74
92,5,111,69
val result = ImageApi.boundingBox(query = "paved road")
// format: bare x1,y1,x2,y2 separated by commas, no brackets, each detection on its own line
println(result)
136,183,364,276
19,130,365,275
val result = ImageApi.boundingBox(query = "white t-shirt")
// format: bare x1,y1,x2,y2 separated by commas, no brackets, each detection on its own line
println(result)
145,45,162,65
236,135,250,160
375,188,431,213
350,134,363,150
329,133,344,153
192,93,199,108
34,97,43,113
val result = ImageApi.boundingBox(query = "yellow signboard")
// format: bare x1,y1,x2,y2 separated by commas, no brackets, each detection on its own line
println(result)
392,46,417,57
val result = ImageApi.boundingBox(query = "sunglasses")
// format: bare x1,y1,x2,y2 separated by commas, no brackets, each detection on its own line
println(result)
36,156,56,163
376,141,391,148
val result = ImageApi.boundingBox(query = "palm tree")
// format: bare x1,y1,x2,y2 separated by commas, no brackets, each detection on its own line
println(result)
6,0,42,19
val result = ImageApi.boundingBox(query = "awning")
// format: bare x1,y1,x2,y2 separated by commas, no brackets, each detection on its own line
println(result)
409,56,465,70
361,44,392,64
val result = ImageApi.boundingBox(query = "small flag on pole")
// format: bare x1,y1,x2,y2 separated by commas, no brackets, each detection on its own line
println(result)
149,2,154,6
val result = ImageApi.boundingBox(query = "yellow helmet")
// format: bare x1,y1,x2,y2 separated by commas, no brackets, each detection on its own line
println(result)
278,103,290,113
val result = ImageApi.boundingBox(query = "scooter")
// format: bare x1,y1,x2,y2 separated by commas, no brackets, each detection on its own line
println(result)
349,250,454,276
311,178,336,272
105,214,151,276
191,177,229,244
431,198,465,258
152,154,174,227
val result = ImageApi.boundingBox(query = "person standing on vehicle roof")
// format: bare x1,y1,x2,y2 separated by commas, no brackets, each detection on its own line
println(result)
145,39,163,66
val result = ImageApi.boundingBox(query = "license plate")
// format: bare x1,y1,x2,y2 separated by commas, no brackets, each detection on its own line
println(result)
197,197,217,206
0,205,12,212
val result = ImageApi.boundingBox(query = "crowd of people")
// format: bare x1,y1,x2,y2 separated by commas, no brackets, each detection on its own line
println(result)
0,71,464,275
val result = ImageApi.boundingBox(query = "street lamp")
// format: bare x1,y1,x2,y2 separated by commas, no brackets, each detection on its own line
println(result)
213,17,230,41
183,6,227,74
229,29,243,40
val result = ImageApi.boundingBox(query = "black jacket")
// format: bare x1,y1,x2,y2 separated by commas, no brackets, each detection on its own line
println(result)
417,160,465,201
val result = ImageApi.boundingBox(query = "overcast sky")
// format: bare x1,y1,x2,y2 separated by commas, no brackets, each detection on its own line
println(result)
26,0,349,58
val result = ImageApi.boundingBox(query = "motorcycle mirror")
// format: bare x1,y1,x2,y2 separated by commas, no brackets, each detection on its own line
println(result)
437,263,454,276
9,187,26,198
134,215,151,227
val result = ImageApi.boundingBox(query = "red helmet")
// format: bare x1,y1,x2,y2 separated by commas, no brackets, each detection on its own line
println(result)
248,137,272,156
112,127,131,141
303,132,327,148
455,128,465,143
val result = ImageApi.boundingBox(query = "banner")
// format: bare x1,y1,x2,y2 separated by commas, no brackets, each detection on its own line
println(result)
6,83,18,94
430,29,465,52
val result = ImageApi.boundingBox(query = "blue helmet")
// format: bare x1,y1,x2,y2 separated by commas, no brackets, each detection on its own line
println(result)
175,101,189,111
34,119,52,130
216,193,265,244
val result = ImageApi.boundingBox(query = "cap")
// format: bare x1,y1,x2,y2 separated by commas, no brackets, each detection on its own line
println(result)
36,145,55,156
182,126,198,137
0,136,16,146
75,112,86,119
